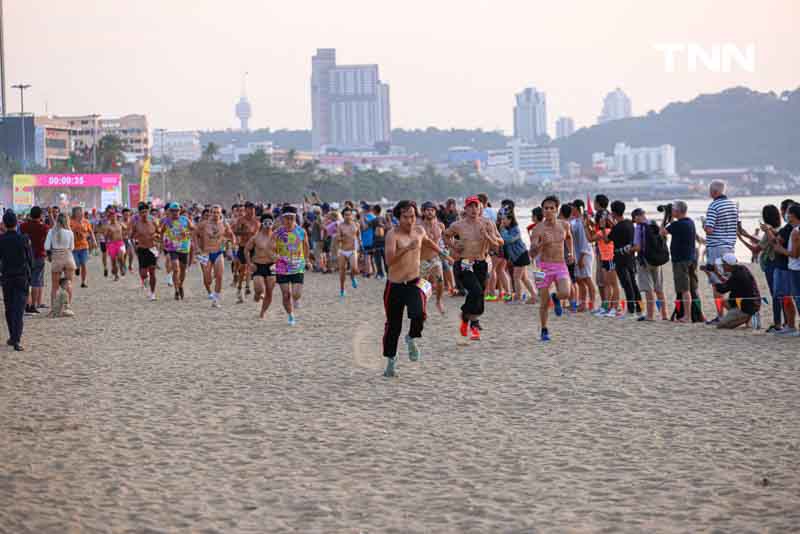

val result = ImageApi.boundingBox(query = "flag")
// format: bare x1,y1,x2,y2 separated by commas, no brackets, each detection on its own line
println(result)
140,157,151,202
586,193,594,216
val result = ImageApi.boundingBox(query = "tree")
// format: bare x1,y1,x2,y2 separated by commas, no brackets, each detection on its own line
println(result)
96,135,125,172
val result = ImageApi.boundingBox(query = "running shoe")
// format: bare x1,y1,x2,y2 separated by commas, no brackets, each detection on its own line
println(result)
351,278,358,289
405,335,420,361
81,283,88,288
540,328,550,342
340,289,346,298
245,287,251,296
551,293,563,317
149,293,157,301
591,308,607,317
211,299,220,308
776,327,797,336
705,317,721,326
236,291,244,304
384,357,397,378
104,269,108,277
469,326,481,341
178,287,185,300
459,320,469,337
174,290,180,301
604,309,617,318
288,314,296,326
484,294,498,302
502,293,513,302
166,273,173,287
207,292,214,300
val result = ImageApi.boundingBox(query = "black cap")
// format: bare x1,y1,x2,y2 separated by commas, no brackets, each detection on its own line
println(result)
244,201,255,209
280,205,298,216
421,201,435,210
3,210,17,228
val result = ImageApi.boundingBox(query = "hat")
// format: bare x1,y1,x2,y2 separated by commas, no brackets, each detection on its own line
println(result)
2,210,17,227
421,201,435,210
720,253,738,266
631,208,645,218
464,195,480,208
167,202,180,210
280,205,298,216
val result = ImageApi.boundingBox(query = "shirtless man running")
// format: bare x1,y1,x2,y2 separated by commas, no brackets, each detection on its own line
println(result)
195,205,236,308
131,203,160,301
382,200,448,378
233,201,260,303
104,210,128,281
244,214,278,318
121,208,135,272
443,195,504,341
335,207,361,297
529,195,574,341
419,201,448,314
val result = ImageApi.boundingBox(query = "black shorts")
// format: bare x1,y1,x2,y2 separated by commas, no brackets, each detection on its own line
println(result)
100,242,107,253
601,260,615,271
169,251,189,265
276,273,304,285
567,263,577,283
322,237,332,254
136,247,157,269
512,252,531,268
253,263,275,278
236,246,247,263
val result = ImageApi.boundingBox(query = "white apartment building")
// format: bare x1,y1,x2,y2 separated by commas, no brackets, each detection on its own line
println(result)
150,130,202,162
593,142,676,176
513,87,547,142
597,88,632,124
487,140,560,182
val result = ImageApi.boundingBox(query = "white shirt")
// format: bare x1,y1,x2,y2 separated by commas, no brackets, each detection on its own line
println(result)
45,228,74,251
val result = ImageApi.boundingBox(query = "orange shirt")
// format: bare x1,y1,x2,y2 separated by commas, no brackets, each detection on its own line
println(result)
596,229,614,261
71,219,92,250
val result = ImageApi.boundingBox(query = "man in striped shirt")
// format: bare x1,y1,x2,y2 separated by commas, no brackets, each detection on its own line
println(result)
704,179,739,323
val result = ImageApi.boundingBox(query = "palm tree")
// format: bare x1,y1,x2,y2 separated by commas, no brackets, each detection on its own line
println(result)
202,142,220,161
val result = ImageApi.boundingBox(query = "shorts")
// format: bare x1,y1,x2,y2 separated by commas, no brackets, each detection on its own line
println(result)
339,249,356,259
789,269,800,309
208,250,225,265
236,246,247,263
276,272,304,285
99,242,107,253
673,261,698,294
637,262,664,293
600,259,615,271
169,251,189,265
567,263,577,283
574,253,593,279
107,240,125,260
136,247,157,269
322,237,332,254
420,257,443,282
716,307,751,329
72,248,89,267
707,246,734,284
536,261,571,289
511,252,531,268
253,263,275,278
31,257,45,288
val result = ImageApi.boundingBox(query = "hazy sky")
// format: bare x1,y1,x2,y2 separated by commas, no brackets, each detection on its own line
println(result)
7,0,799,135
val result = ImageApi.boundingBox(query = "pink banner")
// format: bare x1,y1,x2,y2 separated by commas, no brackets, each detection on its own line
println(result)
34,174,121,188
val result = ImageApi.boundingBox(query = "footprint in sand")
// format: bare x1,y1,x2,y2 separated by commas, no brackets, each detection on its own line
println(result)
351,320,383,370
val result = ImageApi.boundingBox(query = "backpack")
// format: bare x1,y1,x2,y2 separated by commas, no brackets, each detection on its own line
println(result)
643,222,669,267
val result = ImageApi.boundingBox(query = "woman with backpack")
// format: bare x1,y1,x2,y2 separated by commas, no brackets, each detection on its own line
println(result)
632,208,670,321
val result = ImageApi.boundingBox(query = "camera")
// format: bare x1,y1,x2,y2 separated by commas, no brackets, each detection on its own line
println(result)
698,263,715,272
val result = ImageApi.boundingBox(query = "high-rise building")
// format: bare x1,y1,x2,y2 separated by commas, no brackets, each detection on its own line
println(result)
597,88,632,124
555,116,575,139
513,87,547,143
311,48,391,153
150,131,202,162
235,73,252,131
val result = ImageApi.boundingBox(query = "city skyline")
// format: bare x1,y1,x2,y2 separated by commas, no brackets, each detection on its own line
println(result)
6,1,798,134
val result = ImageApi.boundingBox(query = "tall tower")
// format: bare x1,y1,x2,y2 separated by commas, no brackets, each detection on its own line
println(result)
513,88,547,143
235,72,252,131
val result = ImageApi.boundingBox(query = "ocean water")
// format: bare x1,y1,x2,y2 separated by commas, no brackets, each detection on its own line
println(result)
514,194,796,261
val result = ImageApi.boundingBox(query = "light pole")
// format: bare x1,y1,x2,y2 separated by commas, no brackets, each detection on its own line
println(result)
90,113,100,171
0,0,7,119
11,83,31,170
154,128,167,200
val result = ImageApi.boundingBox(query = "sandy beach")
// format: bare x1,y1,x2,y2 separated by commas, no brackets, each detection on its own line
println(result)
1,259,799,533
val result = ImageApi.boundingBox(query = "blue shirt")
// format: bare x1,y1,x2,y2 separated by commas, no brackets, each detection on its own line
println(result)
667,218,696,263
361,213,375,247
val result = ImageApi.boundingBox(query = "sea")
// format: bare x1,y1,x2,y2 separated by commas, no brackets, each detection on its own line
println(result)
514,194,796,261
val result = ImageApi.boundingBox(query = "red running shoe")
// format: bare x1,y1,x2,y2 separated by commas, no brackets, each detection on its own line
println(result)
460,320,469,337
470,326,481,341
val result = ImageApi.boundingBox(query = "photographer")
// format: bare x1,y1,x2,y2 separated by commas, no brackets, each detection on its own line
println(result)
660,200,703,323
604,200,641,318
702,254,760,329
632,208,669,321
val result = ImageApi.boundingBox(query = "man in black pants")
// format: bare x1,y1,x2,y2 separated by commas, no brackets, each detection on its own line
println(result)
0,211,33,351
444,195,504,341
606,200,642,318
382,200,447,378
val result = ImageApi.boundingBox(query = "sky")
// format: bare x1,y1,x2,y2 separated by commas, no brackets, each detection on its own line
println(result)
6,0,799,135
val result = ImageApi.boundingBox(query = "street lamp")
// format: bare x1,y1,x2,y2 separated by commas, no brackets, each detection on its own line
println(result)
90,113,100,171
154,128,167,200
11,83,31,170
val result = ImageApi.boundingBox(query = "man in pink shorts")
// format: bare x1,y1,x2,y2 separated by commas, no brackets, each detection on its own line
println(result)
529,195,574,341
104,210,128,281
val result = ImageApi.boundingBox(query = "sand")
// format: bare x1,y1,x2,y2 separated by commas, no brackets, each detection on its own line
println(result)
1,259,799,533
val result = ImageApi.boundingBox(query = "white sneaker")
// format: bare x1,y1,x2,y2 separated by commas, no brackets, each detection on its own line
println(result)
592,308,607,316
604,309,617,318
149,292,157,301
166,273,173,287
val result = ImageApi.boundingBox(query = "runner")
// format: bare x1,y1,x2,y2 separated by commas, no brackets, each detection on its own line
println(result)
244,213,278,318
131,202,160,301
229,203,242,288
232,201,260,303
274,206,309,325
104,210,128,281
382,200,430,377
529,195,574,341
335,207,360,297
93,207,110,277
193,207,213,295
70,206,95,288
195,205,236,308
443,195,504,341
160,202,194,300
121,208,135,272
419,201,447,314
